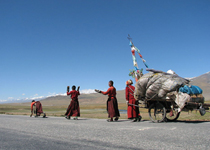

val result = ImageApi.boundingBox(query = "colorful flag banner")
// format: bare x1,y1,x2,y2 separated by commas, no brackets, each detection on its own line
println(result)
128,35,148,81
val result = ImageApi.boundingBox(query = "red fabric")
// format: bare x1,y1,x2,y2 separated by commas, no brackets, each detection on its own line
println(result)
35,101,43,116
125,85,139,119
131,50,135,55
101,86,116,98
67,90,80,100
101,86,120,118
126,85,135,100
107,97,120,118
65,99,80,117
138,53,142,58
65,90,80,117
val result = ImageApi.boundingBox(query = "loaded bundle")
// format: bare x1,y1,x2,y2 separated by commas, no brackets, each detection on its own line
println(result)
134,69,189,99
134,69,204,111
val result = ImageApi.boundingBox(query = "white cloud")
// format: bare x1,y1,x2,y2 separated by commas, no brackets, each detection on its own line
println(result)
0,89,97,104
80,89,96,94
54,93,66,96
46,92,67,97
31,96,44,100
0,99,7,102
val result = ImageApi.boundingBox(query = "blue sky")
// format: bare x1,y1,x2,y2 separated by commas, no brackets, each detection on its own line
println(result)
0,0,210,103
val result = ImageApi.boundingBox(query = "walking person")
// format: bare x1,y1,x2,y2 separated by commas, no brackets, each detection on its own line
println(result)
125,79,141,122
65,85,80,120
95,80,120,122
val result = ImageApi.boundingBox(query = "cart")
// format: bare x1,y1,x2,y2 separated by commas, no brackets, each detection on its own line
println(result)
135,96,210,123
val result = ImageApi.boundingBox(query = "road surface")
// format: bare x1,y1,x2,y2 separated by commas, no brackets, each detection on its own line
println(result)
0,115,210,150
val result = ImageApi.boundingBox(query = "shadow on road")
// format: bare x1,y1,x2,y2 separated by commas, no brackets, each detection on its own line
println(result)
113,119,149,123
31,116,49,118
171,120,210,124
77,118,89,120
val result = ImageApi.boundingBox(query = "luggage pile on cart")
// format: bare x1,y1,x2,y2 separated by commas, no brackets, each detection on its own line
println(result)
134,69,210,123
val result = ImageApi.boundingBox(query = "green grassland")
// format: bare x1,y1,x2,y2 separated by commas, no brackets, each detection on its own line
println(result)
1,101,210,121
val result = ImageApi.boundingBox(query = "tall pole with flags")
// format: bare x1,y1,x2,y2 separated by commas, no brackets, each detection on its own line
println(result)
128,34,149,81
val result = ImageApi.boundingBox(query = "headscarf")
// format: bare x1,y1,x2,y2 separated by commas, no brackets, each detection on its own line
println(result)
126,79,133,85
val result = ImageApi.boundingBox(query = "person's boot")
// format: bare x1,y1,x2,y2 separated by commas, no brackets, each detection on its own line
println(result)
114,117,119,121
132,118,137,122
138,116,142,122
43,113,46,118
65,116,70,120
107,118,113,122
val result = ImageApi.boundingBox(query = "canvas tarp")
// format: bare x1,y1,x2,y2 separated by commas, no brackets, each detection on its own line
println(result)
134,70,189,100
134,69,190,111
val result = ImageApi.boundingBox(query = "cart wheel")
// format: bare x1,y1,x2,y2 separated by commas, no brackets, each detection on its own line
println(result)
148,103,166,123
166,110,180,122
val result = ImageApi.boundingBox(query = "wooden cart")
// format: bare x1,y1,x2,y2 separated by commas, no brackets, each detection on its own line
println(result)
136,97,210,123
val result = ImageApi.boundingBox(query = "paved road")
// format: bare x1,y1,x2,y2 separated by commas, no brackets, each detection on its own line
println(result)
0,115,210,150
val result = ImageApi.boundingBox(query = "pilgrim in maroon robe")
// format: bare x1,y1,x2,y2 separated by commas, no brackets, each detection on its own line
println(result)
30,100,46,117
101,83,120,120
125,80,140,120
35,101,43,116
65,88,80,117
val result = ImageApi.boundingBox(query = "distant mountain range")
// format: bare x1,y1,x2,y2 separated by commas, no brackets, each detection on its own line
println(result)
2,72,210,105
190,71,210,101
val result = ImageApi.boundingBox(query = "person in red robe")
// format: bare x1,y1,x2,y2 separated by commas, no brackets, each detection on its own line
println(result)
65,85,80,120
95,80,120,122
30,100,46,118
125,79,141,122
